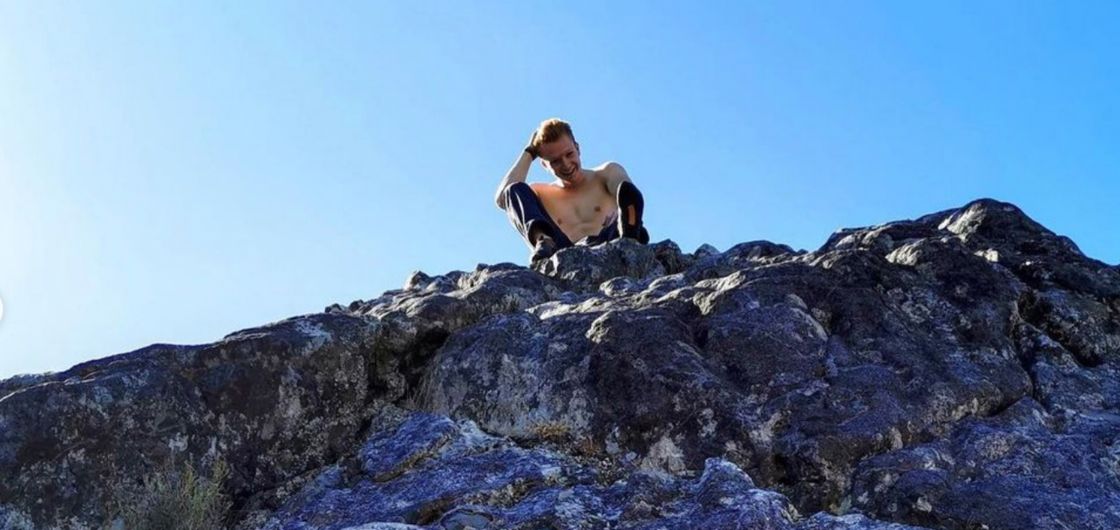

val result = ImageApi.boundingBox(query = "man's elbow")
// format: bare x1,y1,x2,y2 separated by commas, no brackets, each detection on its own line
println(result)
494,188,506,210
494,184,511,210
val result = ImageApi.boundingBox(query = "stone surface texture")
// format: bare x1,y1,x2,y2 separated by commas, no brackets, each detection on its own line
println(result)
1,198,1117,530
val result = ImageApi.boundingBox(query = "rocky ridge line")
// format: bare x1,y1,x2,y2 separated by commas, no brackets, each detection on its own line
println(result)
0,198,1117,530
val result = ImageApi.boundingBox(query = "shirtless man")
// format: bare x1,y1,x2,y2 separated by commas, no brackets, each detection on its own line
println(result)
494,118,649,262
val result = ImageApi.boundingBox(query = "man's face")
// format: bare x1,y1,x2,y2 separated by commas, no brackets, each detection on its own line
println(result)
538,135,582,181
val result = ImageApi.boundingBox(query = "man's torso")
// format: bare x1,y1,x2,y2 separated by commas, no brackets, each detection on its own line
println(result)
530,164,617,243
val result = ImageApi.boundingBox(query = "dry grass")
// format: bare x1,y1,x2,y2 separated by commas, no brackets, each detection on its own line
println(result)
528,421,571,442
106,455,232,530
573,435,602,457
400,369,437,411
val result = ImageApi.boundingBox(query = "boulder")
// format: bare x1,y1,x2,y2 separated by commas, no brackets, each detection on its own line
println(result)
1,198,1117,530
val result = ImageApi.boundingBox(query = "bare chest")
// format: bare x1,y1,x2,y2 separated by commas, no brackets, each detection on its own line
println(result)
536,181,617,239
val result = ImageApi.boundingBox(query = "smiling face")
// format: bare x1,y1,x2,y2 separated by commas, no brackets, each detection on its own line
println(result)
538,134,582,182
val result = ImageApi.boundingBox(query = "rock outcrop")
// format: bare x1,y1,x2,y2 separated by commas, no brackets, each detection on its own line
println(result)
1,198,1118,530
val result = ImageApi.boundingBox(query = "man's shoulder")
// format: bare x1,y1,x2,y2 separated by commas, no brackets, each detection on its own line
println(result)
592,161,625,175
595,161,630,195
587,162,626,186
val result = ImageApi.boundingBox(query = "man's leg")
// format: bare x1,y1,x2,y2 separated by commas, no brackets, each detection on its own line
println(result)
616,181,649,244
586,223,649,246
502,182,574,255
579,180,650,247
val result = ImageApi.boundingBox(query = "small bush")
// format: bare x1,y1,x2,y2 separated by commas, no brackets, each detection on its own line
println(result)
528,421,570,442
400,370,437,411
108,455,232,530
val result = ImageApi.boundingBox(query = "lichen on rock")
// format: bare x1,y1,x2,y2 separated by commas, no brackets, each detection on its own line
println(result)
1,198,1118,530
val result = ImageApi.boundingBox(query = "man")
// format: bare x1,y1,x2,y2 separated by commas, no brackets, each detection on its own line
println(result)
494,118,649,262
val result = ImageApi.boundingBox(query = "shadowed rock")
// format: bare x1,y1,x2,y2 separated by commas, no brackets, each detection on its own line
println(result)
260,410,925,530
1,198,1117,530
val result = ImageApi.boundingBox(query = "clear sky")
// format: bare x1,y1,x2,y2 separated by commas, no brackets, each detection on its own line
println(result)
1,1,1117,378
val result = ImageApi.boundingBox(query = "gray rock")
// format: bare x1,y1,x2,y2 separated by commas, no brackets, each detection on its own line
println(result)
851,399,1120,529
1,198,1116,530
262,411,920,530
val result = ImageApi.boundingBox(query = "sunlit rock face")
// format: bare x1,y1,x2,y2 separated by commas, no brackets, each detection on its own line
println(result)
1,198,1117,530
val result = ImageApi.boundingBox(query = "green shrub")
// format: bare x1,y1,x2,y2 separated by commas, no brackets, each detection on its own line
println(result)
108,456,232,530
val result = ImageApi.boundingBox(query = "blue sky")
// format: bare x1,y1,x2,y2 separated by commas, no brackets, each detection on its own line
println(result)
1,1,1117,378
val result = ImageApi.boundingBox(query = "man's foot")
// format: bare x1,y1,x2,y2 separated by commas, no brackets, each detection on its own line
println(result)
531,234,558,263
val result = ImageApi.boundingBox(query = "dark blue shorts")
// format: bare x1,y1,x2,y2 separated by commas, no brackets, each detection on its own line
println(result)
501,182,649,251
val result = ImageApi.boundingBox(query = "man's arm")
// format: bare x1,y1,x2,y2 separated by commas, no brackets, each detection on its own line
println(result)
494,150,534,210
602,161,633,197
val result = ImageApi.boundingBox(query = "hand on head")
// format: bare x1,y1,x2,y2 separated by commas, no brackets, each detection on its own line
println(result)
524,130,540,160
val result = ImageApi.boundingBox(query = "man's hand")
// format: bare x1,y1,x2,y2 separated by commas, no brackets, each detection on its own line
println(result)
524,130,540,160
497,131,538,210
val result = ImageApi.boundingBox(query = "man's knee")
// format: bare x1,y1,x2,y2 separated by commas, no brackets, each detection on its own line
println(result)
502,181,533,205
617,181,645,239
617,181,644,208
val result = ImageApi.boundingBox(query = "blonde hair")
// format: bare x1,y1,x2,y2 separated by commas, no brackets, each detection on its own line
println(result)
530,118,576,152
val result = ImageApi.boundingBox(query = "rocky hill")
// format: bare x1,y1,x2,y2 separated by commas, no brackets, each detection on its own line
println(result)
2,198,1118,530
